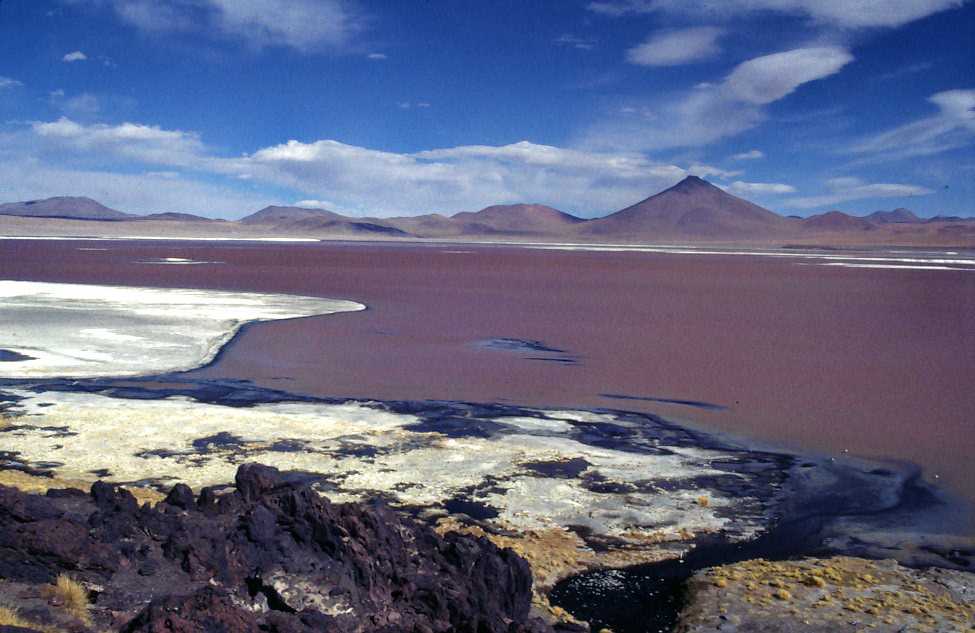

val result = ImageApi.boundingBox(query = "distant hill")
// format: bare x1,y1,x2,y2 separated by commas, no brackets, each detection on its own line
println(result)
139,212,221,222
579,176,790,239
865,208,920,224
239,205,345,226
239,205,409,236
1,188,972,247
801,211,875,232
384,213,460,237
0,196,131,220
450,204,584,236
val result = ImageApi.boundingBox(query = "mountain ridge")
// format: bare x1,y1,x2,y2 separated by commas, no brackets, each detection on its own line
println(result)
1,178,971,247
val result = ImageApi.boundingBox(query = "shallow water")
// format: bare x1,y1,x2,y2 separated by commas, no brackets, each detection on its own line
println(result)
1,238,971,510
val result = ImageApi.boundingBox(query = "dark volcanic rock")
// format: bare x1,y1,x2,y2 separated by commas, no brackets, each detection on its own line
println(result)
0,464,552,633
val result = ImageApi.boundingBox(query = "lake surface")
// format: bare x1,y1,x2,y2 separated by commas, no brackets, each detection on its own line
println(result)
1,238,972,515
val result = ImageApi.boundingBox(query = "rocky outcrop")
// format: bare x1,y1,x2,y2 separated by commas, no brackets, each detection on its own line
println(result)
676,556,975,632
0,464,568,632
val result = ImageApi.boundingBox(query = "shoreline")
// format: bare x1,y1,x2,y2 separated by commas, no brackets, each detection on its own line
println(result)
2,376,972,632
1,274,972,630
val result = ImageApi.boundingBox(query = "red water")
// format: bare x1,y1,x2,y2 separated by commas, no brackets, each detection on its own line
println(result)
2,239,973,509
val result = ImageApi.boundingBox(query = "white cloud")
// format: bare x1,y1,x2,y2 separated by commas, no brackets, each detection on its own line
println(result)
849,89,975,160
580,47,852,150
731,149,764,160
246,139,702,216
783,176,933,209
78,0,361,52
0,159,272,217
0,77,23,89
687,164,742,179
626,27,721,66
19,117,724,217
588,0,964,28
724,47,853,104
62,50,88,62
31,117,207,166
294,199,334,209
727,180,796,195
366,52,387,60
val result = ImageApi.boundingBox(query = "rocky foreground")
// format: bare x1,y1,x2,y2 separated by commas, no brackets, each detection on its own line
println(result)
0,464,582,633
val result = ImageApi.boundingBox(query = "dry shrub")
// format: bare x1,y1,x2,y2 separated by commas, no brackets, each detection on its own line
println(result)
0,606,36,628
0,606,63,633
53,574,90,624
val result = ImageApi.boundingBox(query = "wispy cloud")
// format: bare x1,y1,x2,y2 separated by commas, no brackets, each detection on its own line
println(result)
554,34,597,50
730,149,764,160
626,27,721,66
62,50,88,62
588,0,964,28
783,176,933,209
366,52,387,60
579,46,853,150
0,77,22,90
74,0,363,52
849,89,975,161
728,180,795,195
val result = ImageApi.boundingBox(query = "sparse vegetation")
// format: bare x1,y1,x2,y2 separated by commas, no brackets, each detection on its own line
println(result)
0,605,63,633
51,574,91,624
0,606,36,628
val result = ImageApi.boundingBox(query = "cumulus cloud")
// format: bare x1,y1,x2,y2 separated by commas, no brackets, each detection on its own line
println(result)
587,0,964,28
783,176,933,209
62,50,88,62
731,149,764,160
32,117,207,167
0,159,272,216
0,77,22,90
849,89,975,160
626,27,721,66
727,180,796,195
75,0,361,52
580,46,853,150
19,117,730,217
245,139,700,216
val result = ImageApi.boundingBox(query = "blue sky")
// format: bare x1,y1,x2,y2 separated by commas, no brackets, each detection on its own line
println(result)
0,0,972,218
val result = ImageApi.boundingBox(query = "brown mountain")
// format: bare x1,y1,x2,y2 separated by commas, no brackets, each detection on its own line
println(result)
0,196,131,220
139,212,222,222
579,176,790,240
801,211,875,232
449,203,584,236
865,208,921,224
240,205,408,236
383,213,460,237
238,205,346,226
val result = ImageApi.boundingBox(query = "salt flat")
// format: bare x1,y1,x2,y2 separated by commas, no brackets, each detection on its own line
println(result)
0,280,364,378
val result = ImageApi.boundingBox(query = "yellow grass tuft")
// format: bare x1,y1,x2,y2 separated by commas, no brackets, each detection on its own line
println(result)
0,606,36,628
0,606,64,633
52,574,90,624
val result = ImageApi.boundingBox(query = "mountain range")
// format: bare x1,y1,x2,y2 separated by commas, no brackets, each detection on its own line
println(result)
1,177,972,247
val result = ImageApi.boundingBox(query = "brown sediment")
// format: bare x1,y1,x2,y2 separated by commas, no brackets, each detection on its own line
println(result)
0,239,973,509
0,469,165,505
678,556,975,632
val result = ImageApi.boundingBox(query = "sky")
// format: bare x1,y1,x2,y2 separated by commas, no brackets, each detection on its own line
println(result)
0,0,973,219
